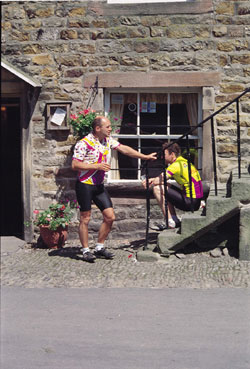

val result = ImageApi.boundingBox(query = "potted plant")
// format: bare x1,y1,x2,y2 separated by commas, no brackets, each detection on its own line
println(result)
69,109,122,139
33,201,78,249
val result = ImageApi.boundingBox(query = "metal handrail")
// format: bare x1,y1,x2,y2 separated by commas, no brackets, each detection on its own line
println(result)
142,87,250,248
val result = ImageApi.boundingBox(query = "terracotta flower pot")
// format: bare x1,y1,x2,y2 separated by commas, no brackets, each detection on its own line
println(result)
39,225,68,249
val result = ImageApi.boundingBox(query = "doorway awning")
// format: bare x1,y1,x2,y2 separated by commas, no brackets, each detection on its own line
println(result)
1,57,42,88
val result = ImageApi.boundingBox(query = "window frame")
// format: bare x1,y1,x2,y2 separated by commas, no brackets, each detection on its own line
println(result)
104,87,203,183
107,0,187,4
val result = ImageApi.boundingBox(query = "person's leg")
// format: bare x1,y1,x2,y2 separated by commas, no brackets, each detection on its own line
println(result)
153,184,176,219
97,207,116,244
75,181,96,262
92,186,115,259
79,210,91,248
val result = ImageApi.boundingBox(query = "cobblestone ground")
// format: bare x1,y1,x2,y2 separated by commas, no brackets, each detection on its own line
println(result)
1,238,250,289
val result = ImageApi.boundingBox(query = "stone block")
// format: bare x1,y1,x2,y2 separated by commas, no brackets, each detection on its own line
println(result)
217,41,234,52
212,25,227,37
68,7,86,17
217,143,237,156
220,83,245,93
60,30,78,40
166,25,195,39
40,68,57,78
73,43,96,54
69,19,90,28
232,179,250,202
136,250,161,262
231,55,250,65
181,213,209,237
205,197,239,221
237,4,250,16
64,69,84,78
5,6,26,19
32,55,54,65
23,44,44,54
157,231,183,254
120,16,141,26
203,87,215,110
215,2,234,15
34,8,54,18
92,19,109,28
33,137,52,150
10,30,29,41
134,40,160,53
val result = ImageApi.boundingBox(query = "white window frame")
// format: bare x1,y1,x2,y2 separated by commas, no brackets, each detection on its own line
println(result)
105,88,203,183
108,0,187,4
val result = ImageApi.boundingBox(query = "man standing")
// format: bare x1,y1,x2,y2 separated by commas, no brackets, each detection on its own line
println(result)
72,116,157,262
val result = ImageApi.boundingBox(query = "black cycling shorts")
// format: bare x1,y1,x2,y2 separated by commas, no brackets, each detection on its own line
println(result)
75,181,113,212
167,185,201,211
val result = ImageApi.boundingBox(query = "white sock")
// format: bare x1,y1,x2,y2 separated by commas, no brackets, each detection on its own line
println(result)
95,243,104,251
168,218,176,228
82,247,90,254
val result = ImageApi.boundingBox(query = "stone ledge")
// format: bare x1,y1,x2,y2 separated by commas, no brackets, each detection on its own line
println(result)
84,71,221,88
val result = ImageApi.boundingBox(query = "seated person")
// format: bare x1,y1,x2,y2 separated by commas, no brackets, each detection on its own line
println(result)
143,142,203,229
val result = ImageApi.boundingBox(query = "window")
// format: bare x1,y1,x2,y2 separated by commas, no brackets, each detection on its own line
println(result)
105,89,202,182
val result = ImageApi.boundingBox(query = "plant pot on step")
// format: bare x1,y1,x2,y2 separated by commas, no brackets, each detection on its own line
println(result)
39,225,68,249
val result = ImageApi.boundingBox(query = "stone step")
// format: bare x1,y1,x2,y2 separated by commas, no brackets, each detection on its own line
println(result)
157,231,185,255
157,195,241,255
180,212,209,237
231,178,250,202
205,196,239,221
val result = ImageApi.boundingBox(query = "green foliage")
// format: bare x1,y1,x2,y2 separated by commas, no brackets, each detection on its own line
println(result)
69,109,122,139
182,148,198,164
69,109,97,138
32,201,78,231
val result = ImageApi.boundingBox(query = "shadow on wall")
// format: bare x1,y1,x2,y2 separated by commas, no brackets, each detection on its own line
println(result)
44,129,77,204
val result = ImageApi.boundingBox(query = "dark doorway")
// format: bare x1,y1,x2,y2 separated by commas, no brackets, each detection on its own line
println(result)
1,98,23,238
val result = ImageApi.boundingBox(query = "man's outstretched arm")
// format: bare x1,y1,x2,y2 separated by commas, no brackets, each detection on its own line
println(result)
117,144,157,161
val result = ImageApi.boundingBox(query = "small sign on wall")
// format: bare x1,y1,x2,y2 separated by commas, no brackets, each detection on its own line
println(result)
141,102,156,113
46,102,72,130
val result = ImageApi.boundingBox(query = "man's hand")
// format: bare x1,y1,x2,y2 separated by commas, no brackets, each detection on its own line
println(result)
144,152,157,161
97,163,111,172
142,174,164,189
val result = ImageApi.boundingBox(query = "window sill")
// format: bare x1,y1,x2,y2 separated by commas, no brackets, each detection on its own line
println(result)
90,0,213,16
106,181,154,198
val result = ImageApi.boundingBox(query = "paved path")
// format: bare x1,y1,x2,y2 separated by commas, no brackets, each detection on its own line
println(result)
1,237,250,288
1,238,250,369
1,287,250,369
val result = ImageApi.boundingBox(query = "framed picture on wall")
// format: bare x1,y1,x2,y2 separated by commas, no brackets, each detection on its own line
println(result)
46,102,72,130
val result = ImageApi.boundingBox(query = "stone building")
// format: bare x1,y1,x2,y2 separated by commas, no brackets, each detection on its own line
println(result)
1,0,250,242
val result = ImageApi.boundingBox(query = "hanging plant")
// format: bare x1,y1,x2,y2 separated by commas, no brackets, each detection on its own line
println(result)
69,109,122,139
69,109,97,139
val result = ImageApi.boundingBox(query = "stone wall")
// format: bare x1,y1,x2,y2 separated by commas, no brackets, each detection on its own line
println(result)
1,0,250,216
